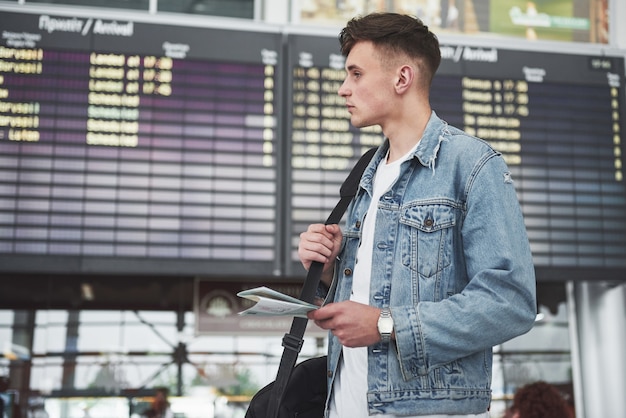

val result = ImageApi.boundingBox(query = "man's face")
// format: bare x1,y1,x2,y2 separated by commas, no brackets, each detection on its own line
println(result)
338,41,396,129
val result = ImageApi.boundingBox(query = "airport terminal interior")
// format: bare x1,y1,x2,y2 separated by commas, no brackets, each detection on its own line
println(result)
1,1,625,417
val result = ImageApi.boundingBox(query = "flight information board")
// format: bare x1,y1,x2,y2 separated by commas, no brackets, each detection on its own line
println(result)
1,8,625,281
0,10,282,275
286,34,626,281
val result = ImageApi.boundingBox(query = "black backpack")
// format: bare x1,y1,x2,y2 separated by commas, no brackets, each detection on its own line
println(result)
245,356,327,418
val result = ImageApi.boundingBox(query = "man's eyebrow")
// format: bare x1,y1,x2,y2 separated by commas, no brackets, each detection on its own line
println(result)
346,64,361,72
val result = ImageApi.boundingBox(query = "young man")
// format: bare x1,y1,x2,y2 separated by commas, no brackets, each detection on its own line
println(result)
298,13,537,417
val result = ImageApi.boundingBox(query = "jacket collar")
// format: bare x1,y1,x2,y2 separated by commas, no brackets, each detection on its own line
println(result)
361,111,448,192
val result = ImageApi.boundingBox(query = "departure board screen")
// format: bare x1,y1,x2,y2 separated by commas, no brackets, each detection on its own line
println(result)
1,8,625,281
286,34,626,281
0,10,281,275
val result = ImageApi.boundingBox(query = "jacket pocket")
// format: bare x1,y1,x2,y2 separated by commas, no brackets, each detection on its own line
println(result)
400,203,455,280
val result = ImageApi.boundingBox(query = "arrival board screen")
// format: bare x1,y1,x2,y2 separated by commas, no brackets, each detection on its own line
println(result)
287,34,626,281
0,10,281,275
1,9,625,281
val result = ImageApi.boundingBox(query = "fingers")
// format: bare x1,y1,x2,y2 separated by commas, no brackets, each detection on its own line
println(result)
308,305,337,333
308,303,336,322
298,224,342,268
308,302,381,348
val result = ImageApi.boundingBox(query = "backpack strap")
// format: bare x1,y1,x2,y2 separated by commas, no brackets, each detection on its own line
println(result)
267,147,377,418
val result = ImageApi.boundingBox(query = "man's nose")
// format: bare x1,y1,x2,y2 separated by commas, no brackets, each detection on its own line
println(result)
338,80,349,97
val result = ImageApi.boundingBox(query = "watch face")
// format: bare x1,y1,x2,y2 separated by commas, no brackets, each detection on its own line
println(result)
378,308,394,336
378,317,394,333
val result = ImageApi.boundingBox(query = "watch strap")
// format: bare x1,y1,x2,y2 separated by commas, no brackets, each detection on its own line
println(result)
378,307,393,343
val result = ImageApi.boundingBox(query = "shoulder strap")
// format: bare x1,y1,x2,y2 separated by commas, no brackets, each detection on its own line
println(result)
267,147,377,418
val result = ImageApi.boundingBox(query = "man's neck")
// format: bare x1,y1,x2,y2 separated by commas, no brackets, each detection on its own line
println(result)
383,108,431,163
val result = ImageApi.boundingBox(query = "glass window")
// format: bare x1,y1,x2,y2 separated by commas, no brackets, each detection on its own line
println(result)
34,310,68,353
0,310,13,332
491,302,572,416
26,0,150,10
45,397,130,418
0,310,14,370
157,0,254,19
295,0,610,44
30,356,63,393
9,305,572,418
77,311,178,353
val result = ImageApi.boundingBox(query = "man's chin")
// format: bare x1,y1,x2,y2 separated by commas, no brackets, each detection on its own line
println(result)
352,121,375,129
350,117,367,128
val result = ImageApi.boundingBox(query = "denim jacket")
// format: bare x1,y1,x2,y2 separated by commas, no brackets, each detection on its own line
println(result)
323,112,537,416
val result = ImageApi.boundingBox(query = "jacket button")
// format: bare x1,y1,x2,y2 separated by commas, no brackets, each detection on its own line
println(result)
343,268,353,276
327,370,333,378
355,220,361,229
424,218,434,227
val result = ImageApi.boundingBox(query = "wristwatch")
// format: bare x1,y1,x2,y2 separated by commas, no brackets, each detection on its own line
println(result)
377,308,394,343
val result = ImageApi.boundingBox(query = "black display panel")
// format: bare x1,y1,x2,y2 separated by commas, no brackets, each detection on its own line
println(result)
0,10,282,275
286,34,626,281
1,8,625,281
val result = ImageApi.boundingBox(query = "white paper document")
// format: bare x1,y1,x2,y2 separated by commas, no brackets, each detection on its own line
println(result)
236,286,319,318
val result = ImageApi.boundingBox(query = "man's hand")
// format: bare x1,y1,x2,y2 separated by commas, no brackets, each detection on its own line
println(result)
307,301,381,347
298,223,343,285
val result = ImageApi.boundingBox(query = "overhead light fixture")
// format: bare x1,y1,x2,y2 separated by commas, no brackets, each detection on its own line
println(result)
81,283,94,301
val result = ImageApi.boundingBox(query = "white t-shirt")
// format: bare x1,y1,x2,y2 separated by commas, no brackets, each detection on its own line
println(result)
329,148,488,418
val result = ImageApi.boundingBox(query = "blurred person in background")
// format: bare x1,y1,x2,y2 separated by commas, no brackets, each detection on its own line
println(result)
142,387,174,418
505,381,574,418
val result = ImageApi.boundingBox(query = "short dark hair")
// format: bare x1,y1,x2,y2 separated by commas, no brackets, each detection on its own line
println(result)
339,13,441,85
512,381,573,418
155,387,169,397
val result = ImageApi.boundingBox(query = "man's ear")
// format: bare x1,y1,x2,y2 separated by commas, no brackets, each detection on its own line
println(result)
395,64,414,94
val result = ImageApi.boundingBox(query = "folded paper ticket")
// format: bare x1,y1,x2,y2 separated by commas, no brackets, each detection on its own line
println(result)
236,286,319,318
